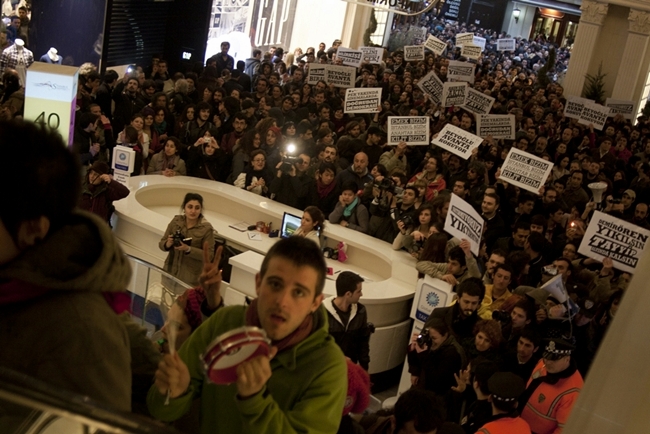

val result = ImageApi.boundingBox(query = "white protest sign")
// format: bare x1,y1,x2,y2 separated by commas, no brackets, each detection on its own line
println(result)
447,60,475,83
387,116,430,145
473,36,486,51
499,148,553,194
360,46,383,64
336,47,363,68
404,45,425,61
476,114,516,140
578,102,610,130
605,98,635,120
307,65,327,85
444,193,484,255
463,87,494,115
578,210,650,273
424,35,447,56
564,95,591,120
461,43,482,60
432,123,483,160
414,26,427,40
496,38,516,51
326,65,356,88
455,32,474,46
442,82,467,107
344,88,382,113
417,70,443,104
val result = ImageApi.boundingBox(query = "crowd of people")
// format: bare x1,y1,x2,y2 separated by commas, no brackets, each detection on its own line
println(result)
0,11,646,434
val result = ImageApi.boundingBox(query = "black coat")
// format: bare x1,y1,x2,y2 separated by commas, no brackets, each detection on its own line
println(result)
324,298,371,370
407,336,464,396
186,145,230,182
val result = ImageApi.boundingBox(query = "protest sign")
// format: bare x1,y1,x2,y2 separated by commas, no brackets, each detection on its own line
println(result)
414,26,427,40
564,95,591,120
442,82,467,107
387,116,430,145
499,148,553,194
496,38,516,51
461,43,482,60
455,32,474,46
476,114,516,140
605,98,635,120
424,35,447,56
307,65,327,85
447,60,475,83
344,88,382,113
444,193,483,255
404,45,425,61
578,210,650,273
473,36,486,51
417,70,443,104
336,47,363,68
326,65,356,88
360,46,383,64
432,123,483,160
578,102,610,130
463,87,494,115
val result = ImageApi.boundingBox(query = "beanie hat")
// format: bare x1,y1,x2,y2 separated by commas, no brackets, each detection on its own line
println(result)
343,359,371,415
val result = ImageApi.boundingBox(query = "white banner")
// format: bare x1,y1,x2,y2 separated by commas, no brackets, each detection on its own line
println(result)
336,47,363,68
424,35,447,56
463,87,494,115
307,65,327,85
432,123,483,160
564,95,592,120
499,148,553,194
578,210,650,273
448,60,475,83
461,43,482,60
473,36,486,51
605,98,635,120
476,114,516,140
387,116,430,145
455,32,474,46
578,102,610,131
325,65,357,88
442,81,467,107
360,46,383,64
344,88,382,113
444,193,484,255
404,45,425,61
417,70,443,104
496,38,516,51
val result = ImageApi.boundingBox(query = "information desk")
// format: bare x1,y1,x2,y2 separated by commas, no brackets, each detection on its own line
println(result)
112,175,417,373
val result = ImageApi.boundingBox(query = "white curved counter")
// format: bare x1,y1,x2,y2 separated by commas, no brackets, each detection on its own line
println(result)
113,175,417,373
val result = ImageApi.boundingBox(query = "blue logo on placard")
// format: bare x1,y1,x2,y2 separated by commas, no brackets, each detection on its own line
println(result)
426,292,440,307
119,153,126,161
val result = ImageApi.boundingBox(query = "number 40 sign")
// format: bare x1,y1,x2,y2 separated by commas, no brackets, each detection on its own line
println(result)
24,62,79,147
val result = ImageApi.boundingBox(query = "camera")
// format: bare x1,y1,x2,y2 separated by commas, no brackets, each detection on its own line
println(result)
172,229,185,247
280,156,303,173
492,310,511,325
399,214,415,229
416,329,432,348
374,177,397,194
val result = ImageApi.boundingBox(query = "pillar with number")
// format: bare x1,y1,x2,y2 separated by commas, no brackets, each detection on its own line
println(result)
24,63,79,147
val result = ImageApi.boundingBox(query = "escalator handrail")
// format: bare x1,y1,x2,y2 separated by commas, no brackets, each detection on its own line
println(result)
124,254,193,291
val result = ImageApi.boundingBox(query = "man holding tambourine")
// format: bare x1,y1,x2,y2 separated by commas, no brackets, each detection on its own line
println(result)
147,236,348,434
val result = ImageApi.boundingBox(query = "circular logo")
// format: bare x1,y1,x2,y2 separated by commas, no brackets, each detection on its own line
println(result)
119,153,126,161
426,292,440,307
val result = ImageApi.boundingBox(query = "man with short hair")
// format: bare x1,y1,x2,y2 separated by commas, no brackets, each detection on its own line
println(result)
493,221,531,255
361,126,385,168
453,179,469,200
324,271,370,371
483,250,507,285
112,76,146,135
335,151,372,192
461,361,500,434
416,242,481,287
563,170,589,211
502,328,540,381
244,49,262,82
253,77,269,102
478,263,513,319
269,152,314,209
185,102,213,146
148,237,347,433
482,193,506,249
631,202,650,229
214,41,235,74
220,112,248,155
477,372,531,433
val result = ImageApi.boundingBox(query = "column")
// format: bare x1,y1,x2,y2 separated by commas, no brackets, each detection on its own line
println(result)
562,1,608,97
612,10,650,100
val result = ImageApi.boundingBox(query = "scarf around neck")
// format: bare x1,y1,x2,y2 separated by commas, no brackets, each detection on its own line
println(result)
245,298,314,353
317,179,336,198
343,196,359,218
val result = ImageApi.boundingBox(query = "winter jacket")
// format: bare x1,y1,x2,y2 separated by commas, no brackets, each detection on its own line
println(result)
159,215,215,286
335,166,373,193
147,152,187,176
407,335,464,396
244,58,261,82
187,145,229,181
270,172,315,210
329,201,369,234
0,211,132,411
324,296,370,370
79,178,130,223
147,304,347,434
415,255,481,283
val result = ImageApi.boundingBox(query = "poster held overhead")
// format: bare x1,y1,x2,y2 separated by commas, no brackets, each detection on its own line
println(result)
387,116,430,145
605,98,635,119
417,70,443,104
325,64,357,88
476,114,516,140
564,96,592,119
496,38,516,51
431,123,483,160
344,88,382,113
447,60,475,83
404,45,425,61
424,35,447,55
307,65,327,85
442,81,467,107
455,32,474,46
336,47,363,68
499,148,553,194
360,47,383,64
463,87,495,115
444,193,484,256
578,102,610,130
460,43,481,60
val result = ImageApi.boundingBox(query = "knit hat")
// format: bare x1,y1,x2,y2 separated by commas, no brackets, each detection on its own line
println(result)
175,287,207,331
342,359,371,415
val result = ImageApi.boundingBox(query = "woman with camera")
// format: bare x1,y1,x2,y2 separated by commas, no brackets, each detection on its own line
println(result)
186,129,228,181
159,193,214,287
147,137,187,177
393,204,435,257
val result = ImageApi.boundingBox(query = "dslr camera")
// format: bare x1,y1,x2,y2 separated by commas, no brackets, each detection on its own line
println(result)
399,214,415,229
172,229,185,247
280,156,303,173
416,328,432,348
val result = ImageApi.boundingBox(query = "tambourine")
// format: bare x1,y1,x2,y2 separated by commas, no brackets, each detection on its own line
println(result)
201,326,271,385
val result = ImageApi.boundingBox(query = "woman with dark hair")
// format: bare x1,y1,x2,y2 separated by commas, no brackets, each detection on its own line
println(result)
230,129,262,181
408,155,446,201
234,149,272,196
300,82,312,107
159,193,214,286
282,121,297,139
187,129,228,181
315,162,339,216
395,204,436,257
329,182,369,234
141,106,162,156
176,104,196,137
147,137,187,176
293,206,325,246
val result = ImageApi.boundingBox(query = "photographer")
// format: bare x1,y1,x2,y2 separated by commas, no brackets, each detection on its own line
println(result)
393,204,435,258
368,182,417,243
269,151,314,209
79,161,130,224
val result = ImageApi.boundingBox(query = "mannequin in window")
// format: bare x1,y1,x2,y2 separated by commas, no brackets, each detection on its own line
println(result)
39,47,62,65
0,38,34,86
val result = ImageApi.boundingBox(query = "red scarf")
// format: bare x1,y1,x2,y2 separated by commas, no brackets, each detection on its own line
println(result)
317,179,336,199
245,298,314,353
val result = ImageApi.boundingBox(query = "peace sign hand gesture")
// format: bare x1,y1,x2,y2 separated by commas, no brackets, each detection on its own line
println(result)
199,243,223,310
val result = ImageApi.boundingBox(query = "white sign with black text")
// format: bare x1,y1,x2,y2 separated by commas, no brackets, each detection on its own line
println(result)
387,116,430,145
476,114,516,140
455,32,474,46
499,148,553,194
605,98,635,120
461,43,482,60
307,65,327,85
496,38,516,51
442,81,467,107
564,95,592,120
444,193,484,256
463,87,494,115
360,46,384,64
325,65,357,88
336,47,364,68
578,102,610,130
447,60,475,83
404,45,425,61
344,88,382,113
424,35,447,55
417,70,443,104
431,123,483,160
